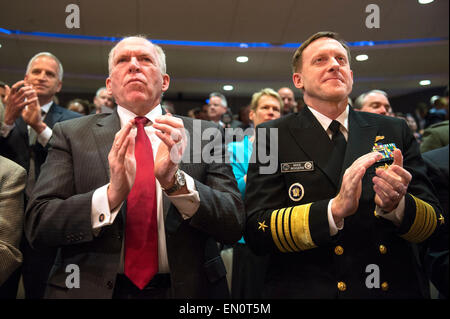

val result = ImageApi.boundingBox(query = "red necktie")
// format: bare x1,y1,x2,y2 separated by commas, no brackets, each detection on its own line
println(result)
125,116,158,289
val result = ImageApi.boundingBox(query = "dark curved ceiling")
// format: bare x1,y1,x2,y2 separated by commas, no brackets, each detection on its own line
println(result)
0,0,448,100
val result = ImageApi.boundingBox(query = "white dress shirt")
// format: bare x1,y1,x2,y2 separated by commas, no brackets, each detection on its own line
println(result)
91,104,201,273
307,105,405,236
0,101,53,146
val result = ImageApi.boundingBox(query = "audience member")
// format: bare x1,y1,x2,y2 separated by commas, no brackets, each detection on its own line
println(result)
67,98,91,115
207,92,241,128
278,87,297,115
425,96,448,128
237,105,252,130
354,89,391,116
161,101,176,114
0,52,81,299
187,107,200,119
93,86,115,114
244,31,444,298
0,81,7,105
24,36,244,299
405,113,422,143
227,88,282,298
422,145,449,299
420,120,449,153
0,155,26,298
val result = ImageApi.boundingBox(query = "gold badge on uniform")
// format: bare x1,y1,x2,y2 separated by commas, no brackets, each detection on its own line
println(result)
258,221,268,232
375,136,385,142
288,183,304,202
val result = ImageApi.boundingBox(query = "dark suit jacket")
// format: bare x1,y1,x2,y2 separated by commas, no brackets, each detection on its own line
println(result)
422,145,449,298
0,103,81,176
25,110,244,298
244,107,443,299
0,102,81,299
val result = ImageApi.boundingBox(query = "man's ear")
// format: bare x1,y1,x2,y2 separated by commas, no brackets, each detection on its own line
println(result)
293,73,303,90
162,74,170,92
105,77,113,95
56,80,62,93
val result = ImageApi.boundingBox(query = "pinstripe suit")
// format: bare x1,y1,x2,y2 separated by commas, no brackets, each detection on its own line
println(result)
25,110,244,298
0,156,26,296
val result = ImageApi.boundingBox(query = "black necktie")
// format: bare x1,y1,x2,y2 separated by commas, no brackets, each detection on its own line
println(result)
327,120,347,187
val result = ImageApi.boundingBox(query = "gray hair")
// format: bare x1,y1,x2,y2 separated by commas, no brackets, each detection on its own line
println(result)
354,89,388,109
26,52,64,81
96,87,107,97
107,35,167,76
209,92,227,107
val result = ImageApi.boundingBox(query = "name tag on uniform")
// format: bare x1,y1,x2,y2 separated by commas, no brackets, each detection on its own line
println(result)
281,161,314,173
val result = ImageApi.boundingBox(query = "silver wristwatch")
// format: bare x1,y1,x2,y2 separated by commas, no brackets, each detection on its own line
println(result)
163,169,186,195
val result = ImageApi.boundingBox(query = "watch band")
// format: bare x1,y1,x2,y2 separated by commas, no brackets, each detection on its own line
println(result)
163,169,185,195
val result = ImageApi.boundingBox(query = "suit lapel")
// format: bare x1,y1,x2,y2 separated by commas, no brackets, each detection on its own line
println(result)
91,111,121,180
288,107,335,182
342,109,379,170
44,103,62,129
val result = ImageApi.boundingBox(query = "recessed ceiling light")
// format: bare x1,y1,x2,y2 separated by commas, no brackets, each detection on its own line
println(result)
223,85,234,91
236,56,248,63
356,54,369,61
418,0,434,4
419,80,431,86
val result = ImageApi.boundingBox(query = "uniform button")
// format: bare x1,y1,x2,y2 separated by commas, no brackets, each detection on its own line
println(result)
334,245,344,255
379,245,387,254
99,213,105,223
337,281,346,291
107,280,114,289
381,281,389,291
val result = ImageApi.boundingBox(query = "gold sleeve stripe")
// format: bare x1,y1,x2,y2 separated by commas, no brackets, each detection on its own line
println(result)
283,206,300,252
400,195,437,243
271,203,317,252
277,208,294,252
291,203,316,250
271,209,288,252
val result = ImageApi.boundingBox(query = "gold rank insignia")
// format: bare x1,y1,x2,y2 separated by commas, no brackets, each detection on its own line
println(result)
258,221,268,232
375,136,385,142
439,214,445,225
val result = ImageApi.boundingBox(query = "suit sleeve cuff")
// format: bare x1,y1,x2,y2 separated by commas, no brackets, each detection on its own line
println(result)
36,126,52,147
0,122,14,138
375,197,405,227
328,199,344,236
166,173,200,220
91,184,123,236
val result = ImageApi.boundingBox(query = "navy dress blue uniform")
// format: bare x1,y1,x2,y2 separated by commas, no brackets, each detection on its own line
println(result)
244,106,444,299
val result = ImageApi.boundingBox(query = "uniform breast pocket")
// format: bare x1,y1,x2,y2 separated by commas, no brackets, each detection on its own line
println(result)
283,171,334,205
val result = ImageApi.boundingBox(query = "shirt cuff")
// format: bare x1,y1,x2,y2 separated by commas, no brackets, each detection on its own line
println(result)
91,184,123,236
36,126,52,147
166,173,200,220
375,197,405,227
328,199,344,236
0,122,15,138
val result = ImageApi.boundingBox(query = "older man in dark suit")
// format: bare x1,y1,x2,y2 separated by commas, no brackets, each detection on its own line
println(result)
244,31,444,298
0,52,81,299
25,36,244,299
